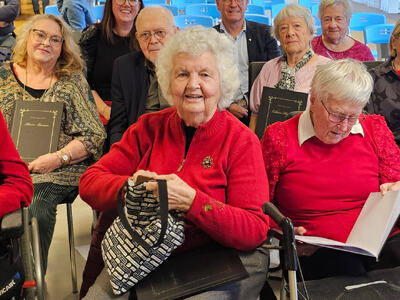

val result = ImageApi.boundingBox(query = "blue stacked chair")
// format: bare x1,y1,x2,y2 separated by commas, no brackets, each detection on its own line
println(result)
364,23,395,59
171,0,207,14
44,5,60,16
174,15,214,28
246,4,265,15
271,3,285,20
92,5,105,22
251,0,286,10
185,4,220,20
143,0,167,6
349,12,386,32
148,3,179,15
244,14,271,26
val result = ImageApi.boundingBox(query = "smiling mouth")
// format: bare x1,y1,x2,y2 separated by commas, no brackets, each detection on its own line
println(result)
185,95,203,101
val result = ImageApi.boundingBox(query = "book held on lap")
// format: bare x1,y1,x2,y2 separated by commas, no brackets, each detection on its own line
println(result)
295,190,400,258
10,101,63,162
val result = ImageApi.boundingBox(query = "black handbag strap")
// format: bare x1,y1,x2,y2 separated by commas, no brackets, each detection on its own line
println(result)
117,179,169,250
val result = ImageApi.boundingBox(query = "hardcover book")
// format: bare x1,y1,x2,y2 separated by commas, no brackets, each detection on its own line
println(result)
134,243,249,300
255,87,308,139
10,101,63,162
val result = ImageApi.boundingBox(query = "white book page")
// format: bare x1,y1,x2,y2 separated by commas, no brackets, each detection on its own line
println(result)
346,190,400,257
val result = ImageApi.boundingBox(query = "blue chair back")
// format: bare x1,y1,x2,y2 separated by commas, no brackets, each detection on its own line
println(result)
298,0,312,9
44,5,60,16
171,0,207,13
174,15,214,28
148,4,179,15
364,23,394,44
311,4,318,17
245,14,271,26
92,5,104,22
185,4,220,19
253,0,285,10
143,0,167,5
246,4,265,15
271,3,285,20
349,13,386,32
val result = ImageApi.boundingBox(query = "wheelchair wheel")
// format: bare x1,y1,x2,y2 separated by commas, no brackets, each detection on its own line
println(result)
21,208,45,300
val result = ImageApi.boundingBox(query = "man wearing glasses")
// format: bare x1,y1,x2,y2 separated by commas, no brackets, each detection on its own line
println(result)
215,0,280,126
57,0,95,30
107,5,177,146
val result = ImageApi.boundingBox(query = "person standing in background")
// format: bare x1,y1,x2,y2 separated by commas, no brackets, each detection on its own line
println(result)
57,0,95,31
0,0,19,49
32,0,49,14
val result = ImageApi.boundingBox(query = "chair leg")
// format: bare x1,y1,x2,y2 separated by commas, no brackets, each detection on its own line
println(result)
66,203,78,293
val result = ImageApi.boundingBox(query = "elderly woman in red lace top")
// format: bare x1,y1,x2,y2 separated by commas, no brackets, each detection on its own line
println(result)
262,59,400,280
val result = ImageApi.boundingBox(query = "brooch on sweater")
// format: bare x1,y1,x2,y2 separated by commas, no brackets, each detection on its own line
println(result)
202,156,213,168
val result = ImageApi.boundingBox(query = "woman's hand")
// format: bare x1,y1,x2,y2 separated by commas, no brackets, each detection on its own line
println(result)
145,173,196,212
131,170,159,183
380,181,400,195
293,226,320,256
101,105,111,121
28,153,61,174
228,103,248,118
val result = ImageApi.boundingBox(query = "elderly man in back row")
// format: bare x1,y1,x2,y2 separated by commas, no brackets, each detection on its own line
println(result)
79,6,178,299
215,0,280,125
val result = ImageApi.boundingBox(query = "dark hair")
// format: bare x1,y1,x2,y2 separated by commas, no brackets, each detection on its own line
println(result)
99,0,144,50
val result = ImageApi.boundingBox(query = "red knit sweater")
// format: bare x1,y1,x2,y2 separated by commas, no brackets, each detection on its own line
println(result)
0,111,33,219
80,108,269,251
262,114,400,242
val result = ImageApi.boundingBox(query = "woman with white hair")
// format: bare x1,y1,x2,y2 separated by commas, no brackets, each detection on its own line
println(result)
249,3,330,131
312,0,374,61
366,19,400,147
80,26,270,299
263,59,400,280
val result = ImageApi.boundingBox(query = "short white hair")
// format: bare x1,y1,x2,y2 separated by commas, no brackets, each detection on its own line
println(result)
318,0,353,21
156,26,239,110
273,4,315,39
311,59,373,106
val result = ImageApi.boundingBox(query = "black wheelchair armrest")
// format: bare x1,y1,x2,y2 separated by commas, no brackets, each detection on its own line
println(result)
0,208,23,240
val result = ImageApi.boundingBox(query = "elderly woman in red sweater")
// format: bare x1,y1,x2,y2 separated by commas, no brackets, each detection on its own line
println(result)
80,26,269,299
262,59,400,280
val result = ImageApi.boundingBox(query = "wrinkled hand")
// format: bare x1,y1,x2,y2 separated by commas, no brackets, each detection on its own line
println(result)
229,103,248,118
293,226,320,256
380,181,400,195
28,153,61,174
132,169,159,183
145,173,196,212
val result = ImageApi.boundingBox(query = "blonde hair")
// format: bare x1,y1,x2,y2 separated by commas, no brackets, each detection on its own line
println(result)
390,19,400,57
13,14,84,78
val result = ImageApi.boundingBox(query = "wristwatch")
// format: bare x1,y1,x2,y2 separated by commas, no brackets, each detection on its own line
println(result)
56,150,70,166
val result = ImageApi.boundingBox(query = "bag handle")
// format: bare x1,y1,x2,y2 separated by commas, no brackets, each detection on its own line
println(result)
116,179,169,251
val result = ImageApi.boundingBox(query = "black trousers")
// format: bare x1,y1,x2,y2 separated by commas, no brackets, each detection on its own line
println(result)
297,234,400,281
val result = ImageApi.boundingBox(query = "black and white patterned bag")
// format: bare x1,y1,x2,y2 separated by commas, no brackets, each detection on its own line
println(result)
101,178,185,295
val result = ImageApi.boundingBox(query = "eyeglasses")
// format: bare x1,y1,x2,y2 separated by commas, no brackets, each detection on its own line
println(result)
320,100,360,125
115,0,139,6
137,30,168,42
31,29,63,47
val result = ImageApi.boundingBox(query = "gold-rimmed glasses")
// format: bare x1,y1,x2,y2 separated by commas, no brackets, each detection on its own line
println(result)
31,29,63,47
320,100,361,125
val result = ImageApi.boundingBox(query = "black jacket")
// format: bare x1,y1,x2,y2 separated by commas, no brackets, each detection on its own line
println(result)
214,20,280,63
107,51,149,146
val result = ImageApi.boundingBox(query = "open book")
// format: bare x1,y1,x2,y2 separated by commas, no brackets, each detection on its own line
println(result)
295,190,400,258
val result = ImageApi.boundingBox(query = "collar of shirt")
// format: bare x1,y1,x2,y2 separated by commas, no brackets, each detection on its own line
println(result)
220,21,247,40
298,106,364,146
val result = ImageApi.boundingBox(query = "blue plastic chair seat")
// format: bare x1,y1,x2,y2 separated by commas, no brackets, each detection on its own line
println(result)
174,15,214,28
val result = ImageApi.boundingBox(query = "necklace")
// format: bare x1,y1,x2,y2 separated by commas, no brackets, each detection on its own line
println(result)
23,66,54,101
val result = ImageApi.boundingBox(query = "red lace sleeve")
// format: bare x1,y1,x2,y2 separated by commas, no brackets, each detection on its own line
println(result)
368,115,400,183
261,123,288,202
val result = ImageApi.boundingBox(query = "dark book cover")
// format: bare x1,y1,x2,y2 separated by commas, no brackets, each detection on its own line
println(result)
134,244,249,300
255,87,308,139
10,101,63,162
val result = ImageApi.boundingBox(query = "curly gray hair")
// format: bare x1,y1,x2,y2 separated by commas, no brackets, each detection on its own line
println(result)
318,0,353,21
273,4,315,39
156,26,239,110
311,59,373,106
